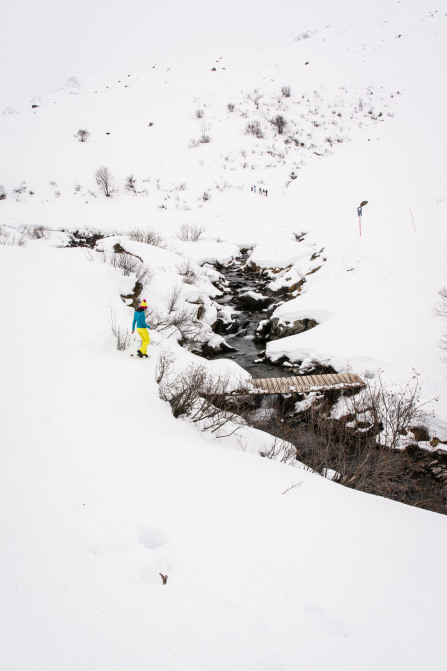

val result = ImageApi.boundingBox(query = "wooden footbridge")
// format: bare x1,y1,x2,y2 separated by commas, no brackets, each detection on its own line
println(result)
232,372,365,396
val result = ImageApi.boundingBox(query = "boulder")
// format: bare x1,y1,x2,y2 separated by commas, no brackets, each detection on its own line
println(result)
269,317,318,340
237,291,271,310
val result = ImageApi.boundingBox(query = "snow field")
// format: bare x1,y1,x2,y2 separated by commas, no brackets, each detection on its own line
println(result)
1,231,447,671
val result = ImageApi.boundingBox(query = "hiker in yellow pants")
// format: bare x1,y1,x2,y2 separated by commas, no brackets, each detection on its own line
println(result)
132,299,151,358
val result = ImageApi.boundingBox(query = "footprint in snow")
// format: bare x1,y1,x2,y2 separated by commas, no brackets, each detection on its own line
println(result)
138,526,170,549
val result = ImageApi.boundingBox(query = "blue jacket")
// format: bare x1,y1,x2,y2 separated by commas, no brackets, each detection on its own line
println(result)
132,310,151,330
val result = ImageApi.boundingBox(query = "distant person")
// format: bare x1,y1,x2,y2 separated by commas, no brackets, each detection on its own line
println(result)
132,299,151,358
357,206,363,216
265,189,268,197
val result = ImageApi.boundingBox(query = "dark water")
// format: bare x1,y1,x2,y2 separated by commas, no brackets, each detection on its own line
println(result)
210,254,292,378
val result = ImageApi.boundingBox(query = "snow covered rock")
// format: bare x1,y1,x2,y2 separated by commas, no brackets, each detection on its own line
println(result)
237,290,271,310
269,316,318,340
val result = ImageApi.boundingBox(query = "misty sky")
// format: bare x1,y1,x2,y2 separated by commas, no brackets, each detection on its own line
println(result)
1,0,367,107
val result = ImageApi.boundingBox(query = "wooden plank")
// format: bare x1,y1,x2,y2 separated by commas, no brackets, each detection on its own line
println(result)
268,378,277,394
337,373,350,385
327,374,339,386
291,376,305,393
319,374,329,386
272,377,282,394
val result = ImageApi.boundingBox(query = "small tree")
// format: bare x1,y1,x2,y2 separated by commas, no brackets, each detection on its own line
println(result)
75,129,90,142
95,166,114,197
281,86,291,97
271,115,287,134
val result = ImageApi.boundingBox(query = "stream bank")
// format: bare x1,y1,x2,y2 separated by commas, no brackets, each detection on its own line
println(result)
204,251,447,515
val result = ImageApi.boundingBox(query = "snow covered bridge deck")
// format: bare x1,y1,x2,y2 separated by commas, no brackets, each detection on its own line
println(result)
232,372,365,396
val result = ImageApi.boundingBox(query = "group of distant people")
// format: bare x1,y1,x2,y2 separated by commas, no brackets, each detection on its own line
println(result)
251,185,268,197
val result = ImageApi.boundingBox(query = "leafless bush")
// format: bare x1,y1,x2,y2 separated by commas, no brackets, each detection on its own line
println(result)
177,223,205,241
260,436,297,464
167,284,182,312
435,287,447,358
271,115,287,134
0,226,27,246
227,103,235,112
159,363,245,436
0,185,6,200
129,228,165,247
195,109,204,118
199,122,211,144
125,175,137,193
247,90,263,110
75,129,90,142
177,260,200,285
281,86,291,97
108,250,153,284
147,306,201,345
363,372,424,450
155,350,175,384
245,121,263,138
109,312,131,350
95,166,114,197
202,191,210,202
28,225,47,239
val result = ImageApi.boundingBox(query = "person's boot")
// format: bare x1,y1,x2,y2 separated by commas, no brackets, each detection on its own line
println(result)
137,350,143,358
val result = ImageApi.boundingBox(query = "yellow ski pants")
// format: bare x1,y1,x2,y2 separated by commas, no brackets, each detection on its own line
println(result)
136,328,150,355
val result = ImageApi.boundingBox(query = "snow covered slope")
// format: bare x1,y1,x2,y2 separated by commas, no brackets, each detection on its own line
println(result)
1,231,447,671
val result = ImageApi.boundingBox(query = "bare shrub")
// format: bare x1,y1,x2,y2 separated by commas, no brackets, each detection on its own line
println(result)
271,115,287,134
435,287,447,358
108,249,153,284
109,312,131,350
159,363,245,436
227,103,235,112
75,129,90,142
177,260,200,285
260,436,297,464
129,228,165,247
247,90,263,109
281,86,291,98
28,225,47,239
195,109,204,118
155,350,175,384
147,306,201,345
199,122,211,143
245,121,263,138
167,284,182,312
95,166,114,197
177,223,205,241
202,191,210,202
125,175,137,193
0,185,6,200
0,225,27,246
